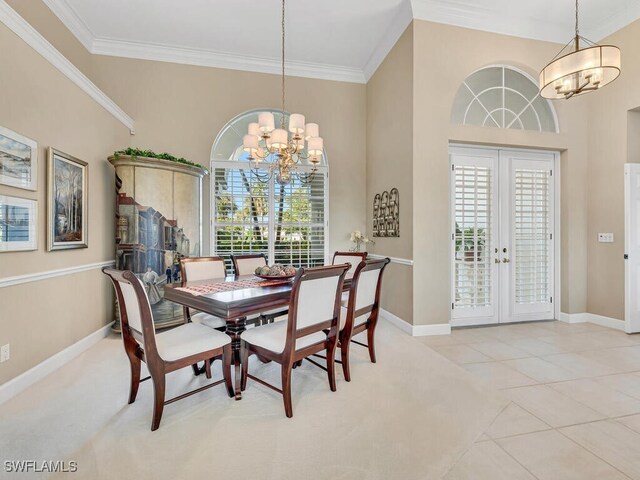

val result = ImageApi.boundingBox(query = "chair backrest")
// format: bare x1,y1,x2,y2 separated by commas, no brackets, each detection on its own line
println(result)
180,256,226,284
232,253,267,276
103,268,159,356
286,263,350,355
332,251,367,276
345,258,390,328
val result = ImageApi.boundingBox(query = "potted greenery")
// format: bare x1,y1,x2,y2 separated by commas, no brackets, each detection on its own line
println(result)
111,147,208,174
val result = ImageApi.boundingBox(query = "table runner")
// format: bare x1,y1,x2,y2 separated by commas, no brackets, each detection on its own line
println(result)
175,277,291,296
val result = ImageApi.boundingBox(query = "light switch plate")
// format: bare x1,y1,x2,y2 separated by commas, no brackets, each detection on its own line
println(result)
598,233,614,243
0,344,9,363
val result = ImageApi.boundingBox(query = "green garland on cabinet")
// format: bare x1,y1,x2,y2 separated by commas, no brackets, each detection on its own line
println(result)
113,147,208,173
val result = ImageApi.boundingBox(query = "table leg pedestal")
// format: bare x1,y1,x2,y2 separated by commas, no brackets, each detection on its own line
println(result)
226,317,247,401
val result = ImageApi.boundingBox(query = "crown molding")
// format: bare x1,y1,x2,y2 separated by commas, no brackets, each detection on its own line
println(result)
362,0,413,82
588,2,640,41
92,37,366,84
41,0,94,51
38,0,640,86
43,0,366,83
0,1,135,132
410,0,640,44
410,0,568,44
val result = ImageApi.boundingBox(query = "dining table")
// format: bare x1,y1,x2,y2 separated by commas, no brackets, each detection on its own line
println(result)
164,274,351,400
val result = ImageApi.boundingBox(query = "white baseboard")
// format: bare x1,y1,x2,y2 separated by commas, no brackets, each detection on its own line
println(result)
586,313,625,331
558,312,588,324
380,308,413,335
559,312,625,331
380,308,451,337
0,323,113,405
413,323,452,336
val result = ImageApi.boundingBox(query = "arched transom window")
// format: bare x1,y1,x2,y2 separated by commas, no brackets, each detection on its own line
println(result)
211,109,328,271
451,65,558,133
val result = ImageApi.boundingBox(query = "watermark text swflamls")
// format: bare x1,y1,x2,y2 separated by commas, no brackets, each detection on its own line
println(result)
4,460,78,473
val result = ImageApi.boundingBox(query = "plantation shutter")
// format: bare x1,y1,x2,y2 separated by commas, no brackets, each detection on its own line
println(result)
453,164,493,309
513,168,552,305
273,172,326,267
213,166,327,272
214,167,269,272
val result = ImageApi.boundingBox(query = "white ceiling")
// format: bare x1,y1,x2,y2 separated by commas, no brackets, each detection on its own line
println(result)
42,0,640,84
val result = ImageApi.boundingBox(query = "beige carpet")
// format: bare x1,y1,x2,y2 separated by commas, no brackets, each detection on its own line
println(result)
0,320,507,480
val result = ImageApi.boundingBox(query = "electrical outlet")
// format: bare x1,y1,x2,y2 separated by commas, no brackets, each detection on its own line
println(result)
0,344,9,363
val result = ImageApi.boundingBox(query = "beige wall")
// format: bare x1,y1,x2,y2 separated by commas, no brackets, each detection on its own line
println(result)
366,25,414,323
412,20,590,325
0,1,366,385
0,22,130,384
88,58,367,254
586,19,640,321
8,0,367,256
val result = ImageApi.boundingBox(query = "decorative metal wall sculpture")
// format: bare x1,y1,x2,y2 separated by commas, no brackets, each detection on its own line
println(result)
373,187,399,237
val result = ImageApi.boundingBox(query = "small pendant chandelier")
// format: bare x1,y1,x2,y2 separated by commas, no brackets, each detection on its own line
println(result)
539,0,621,99
242,0,323,185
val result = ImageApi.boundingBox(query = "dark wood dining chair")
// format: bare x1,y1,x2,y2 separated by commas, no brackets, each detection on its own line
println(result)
332,251,368,306
180,256,227,329
232,253,289,324
332,251,368,276
231,253,268,276
240,263,350,417
103,268,234,431
338,258,390,382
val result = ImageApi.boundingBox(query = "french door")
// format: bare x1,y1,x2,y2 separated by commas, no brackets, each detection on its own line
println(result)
450,146,556,326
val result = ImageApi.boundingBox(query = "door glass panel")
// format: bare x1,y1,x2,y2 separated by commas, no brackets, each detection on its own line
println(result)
514,168,551,305
453,165,493,309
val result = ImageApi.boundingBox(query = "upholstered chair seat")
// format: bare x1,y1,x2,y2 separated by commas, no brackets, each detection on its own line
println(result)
155,323,231,361
190,312,227,329
241,321,326,354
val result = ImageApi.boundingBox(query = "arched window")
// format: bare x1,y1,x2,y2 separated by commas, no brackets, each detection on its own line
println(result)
211,109,328,271
451,65,558,133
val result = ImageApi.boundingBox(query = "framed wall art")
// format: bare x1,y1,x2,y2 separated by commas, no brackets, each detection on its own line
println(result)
0,195,38,252
373,187,399,237
0,126,37,191
47,147,88,251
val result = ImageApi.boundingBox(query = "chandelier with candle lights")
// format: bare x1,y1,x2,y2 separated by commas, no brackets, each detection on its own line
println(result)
539,0,621,100
242,0,323,185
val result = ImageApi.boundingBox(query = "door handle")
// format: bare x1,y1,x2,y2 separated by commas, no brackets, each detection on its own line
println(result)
502,258,510,263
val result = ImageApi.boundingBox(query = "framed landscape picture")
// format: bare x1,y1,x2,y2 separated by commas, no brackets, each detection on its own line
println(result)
0,126,37,191
47,148,88,251
0,195,38,252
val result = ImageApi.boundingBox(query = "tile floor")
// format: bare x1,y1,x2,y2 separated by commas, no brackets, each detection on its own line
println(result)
421,320,640,479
